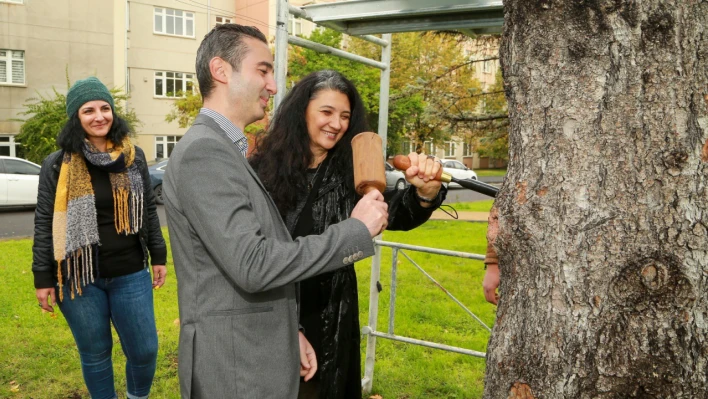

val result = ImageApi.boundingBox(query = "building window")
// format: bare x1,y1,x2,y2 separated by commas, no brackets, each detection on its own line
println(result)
154,7,195,38
154,71,194,98
401,141,412,155
444,141,456,158
287,15,302,35
423,141,434,155
155,136,182,159
215,16,232,25
0,0,24,4
463,142,474,157
0,50,25,85
483,60,492,74
0,136,13,156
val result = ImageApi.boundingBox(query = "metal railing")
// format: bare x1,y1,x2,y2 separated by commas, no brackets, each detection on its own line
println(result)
361,240,491,393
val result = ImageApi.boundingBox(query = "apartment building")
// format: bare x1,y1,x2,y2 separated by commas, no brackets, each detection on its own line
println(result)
0,0,118,156
0,0,269,161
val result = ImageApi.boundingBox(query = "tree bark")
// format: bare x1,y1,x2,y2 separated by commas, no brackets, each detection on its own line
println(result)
485,1,708,398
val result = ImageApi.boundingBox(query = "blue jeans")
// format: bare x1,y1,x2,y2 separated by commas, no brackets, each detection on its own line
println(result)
58,268,158,399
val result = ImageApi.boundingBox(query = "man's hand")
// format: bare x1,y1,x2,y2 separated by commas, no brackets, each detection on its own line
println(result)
152,265,167,289
483,264,500,305
351,190,389,237
298,331,317,382
36,288,56,313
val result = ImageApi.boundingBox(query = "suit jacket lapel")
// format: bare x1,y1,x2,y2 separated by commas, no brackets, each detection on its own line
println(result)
193,114,283,220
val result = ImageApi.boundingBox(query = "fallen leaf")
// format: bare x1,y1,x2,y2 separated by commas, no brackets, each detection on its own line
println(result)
50,313,57,319
369,395,383,399
173,318,180,326
9,381,20,392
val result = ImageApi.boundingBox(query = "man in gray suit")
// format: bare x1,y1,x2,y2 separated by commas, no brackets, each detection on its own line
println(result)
164,24,389,398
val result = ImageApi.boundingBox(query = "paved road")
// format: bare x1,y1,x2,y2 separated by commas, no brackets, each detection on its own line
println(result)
0,178,501,239
0,205,168,240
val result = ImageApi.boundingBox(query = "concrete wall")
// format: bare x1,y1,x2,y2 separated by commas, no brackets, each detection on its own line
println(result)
0,0,115,136
126,0,244,160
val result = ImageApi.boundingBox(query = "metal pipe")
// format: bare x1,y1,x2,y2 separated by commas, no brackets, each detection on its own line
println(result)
361,327,486,358
375,240,485,260
377,33,392,158
274,0,289,109
399,251,492,332
362,241,383,394
388,248,399,334
353,34,389,47
287,36,387,70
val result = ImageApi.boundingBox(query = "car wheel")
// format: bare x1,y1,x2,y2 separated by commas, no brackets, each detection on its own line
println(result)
395,179,406,190
154,184,164,205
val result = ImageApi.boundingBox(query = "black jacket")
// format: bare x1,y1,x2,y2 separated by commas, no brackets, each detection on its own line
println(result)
31,146,167,289
290,161,446,399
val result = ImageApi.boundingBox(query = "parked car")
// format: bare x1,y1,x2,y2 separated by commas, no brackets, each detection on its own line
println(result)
148,160,169,205
385,162,408,191
0,156,41,208
442,160,478,188
149,160,408,200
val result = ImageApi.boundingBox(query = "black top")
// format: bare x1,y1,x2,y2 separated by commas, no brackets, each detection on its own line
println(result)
86,161,145,278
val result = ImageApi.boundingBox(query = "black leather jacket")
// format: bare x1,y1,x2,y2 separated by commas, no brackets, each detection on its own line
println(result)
31,146,167,289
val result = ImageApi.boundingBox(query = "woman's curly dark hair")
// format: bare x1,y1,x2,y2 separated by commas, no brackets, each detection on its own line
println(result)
250,70,370,217
57,111,131,153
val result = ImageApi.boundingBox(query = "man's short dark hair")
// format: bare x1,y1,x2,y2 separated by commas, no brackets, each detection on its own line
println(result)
195,24,268,100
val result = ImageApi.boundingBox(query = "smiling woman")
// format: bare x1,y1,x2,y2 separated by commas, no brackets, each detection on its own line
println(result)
31,76,167,399
249,69,447,399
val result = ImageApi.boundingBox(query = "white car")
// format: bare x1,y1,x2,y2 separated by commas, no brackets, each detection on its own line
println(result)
385,162,408,191
442,160,478,188
0,156,41,207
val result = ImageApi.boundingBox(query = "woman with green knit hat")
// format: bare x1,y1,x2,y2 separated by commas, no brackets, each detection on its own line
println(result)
31,76,167,399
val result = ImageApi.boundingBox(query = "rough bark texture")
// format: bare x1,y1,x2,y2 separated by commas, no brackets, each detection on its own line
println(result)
485,1,708,398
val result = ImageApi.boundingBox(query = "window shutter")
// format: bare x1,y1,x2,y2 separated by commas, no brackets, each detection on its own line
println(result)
11,61,24,84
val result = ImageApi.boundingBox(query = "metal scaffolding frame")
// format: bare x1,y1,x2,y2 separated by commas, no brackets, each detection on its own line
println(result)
274,0,503,158
273,0,504,393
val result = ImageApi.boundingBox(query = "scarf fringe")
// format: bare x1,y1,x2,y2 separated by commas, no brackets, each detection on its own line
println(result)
57,245,95,302
113,188,143,234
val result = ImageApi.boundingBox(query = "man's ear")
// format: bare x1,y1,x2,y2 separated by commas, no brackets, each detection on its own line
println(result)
209,57,231,85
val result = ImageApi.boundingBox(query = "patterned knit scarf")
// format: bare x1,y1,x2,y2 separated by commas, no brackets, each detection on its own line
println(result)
53,137,144,300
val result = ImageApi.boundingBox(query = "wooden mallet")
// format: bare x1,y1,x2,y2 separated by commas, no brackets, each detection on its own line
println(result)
351,132,386,195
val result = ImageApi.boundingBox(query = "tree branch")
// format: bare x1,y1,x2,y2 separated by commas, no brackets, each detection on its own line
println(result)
449,114,509,122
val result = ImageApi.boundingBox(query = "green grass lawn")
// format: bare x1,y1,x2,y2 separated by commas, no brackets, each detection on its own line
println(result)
446,200,495,212
0,222,493,398
473,169,506,177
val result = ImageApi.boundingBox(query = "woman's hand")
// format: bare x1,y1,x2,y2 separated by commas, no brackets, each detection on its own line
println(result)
483,264,500,305
483,205,500,305
152,265,167,289
36,288,57,313
403,152,442,206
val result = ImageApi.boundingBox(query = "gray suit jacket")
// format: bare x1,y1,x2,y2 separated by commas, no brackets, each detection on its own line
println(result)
163,114,375,398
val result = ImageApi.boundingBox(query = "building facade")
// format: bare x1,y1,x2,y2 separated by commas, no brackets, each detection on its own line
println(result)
0,0,269,161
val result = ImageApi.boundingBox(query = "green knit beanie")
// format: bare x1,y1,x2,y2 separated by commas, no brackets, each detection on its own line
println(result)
66,77,115,117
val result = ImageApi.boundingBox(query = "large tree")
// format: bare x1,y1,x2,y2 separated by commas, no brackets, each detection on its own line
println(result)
485,1,707,397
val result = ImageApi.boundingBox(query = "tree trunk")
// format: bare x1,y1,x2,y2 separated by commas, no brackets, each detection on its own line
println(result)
485,1,708,398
